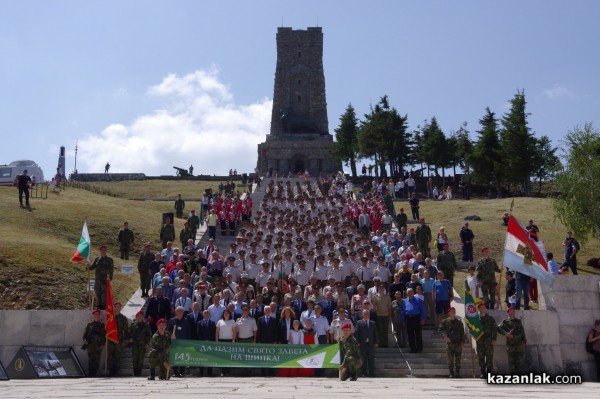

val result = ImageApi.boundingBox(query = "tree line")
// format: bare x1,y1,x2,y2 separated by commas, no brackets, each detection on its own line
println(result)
332,90,561,196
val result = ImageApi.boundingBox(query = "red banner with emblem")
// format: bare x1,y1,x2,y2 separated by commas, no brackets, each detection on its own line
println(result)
105,278,119,343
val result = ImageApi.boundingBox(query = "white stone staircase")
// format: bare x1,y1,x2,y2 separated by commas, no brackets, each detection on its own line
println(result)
375,326,478,377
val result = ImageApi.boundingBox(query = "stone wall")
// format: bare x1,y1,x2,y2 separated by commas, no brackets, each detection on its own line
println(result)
487,275,600,380
70,173,146,182
0,310,93,369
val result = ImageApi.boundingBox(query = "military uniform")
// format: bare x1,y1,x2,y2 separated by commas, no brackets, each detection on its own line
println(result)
160,223,175,248
129,319,152,376
396,212,407,230
436,250,457,287
179,227,194,250
174,198,185,219
83,319,105,377
439,317,465,377
477,313,497,376
118,227,134,260
138,249,155,297
89,256,114,309
497,316,527,374
476,257,501,309
339,334,362,381
188,213,200,239
148,331,172,380
415,223,432,258
107,312,130,376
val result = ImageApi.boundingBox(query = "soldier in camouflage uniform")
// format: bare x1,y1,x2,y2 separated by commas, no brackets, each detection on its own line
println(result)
129,310,152,377
107,302,130,377
187,210,200,239
88,244,115,310
160,216,176,249
415,218,432,258
138,243,155,297
117,221,135,260
436,243,457,287
83,309,105,377
339,323,361,381
147,318,172,380
438,307,465,378
174,194,185,219
477,301,497,378
179,222,194,251
497,307,527,374
476,247,502,309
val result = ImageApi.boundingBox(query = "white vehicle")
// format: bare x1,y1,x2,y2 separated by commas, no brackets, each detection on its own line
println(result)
0,160,45,186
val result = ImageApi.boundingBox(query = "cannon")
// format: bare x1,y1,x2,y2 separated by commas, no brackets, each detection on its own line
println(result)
173,166,190,177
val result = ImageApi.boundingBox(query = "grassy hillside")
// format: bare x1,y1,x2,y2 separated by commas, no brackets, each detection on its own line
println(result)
89,179,240,200
0,185,190,309
1,182,597,310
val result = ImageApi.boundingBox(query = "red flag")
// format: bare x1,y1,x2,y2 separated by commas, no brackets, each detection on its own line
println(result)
105,278,119,343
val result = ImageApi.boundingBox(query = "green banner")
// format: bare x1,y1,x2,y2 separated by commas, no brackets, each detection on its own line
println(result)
464,280,484,340
170,340,341,369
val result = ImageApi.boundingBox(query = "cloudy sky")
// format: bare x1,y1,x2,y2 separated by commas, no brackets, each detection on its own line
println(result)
1,1,599,177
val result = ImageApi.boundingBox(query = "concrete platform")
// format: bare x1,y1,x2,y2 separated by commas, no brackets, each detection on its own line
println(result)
0,376,596,398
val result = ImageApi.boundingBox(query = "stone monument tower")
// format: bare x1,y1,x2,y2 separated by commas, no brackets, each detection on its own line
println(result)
256,27,340,176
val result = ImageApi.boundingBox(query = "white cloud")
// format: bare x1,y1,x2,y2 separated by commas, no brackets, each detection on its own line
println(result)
543,84,577,100
78,68,271,176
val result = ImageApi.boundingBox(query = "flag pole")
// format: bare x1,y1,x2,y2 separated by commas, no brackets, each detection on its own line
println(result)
104,336,108,375
468,329,476,378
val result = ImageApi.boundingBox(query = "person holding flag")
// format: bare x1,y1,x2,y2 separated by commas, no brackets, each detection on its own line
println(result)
87,245,114,310
106,301,129,377
476,300,497,378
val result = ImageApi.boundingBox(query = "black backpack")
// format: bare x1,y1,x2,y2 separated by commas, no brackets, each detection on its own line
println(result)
586,329,596,354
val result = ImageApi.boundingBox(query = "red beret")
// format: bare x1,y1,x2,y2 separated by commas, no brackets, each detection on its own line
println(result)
144,242,151,248
506,306,515,313
156,318,167,325
341,323,352,330
99,244,107,250
481,247,489,253
92,309,101,315
136,310,144,316
446,307,456,313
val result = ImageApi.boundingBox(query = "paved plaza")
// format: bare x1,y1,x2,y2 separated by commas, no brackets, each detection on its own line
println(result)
0,376,596,399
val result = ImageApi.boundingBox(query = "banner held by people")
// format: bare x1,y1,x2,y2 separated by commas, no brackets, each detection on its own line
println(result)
170,340,340,369
503,215,555,287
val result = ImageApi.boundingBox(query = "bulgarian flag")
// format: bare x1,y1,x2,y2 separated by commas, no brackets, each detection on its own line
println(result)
71,221,91,262
105,277,119,343
464,280,483,340
503,215,555,287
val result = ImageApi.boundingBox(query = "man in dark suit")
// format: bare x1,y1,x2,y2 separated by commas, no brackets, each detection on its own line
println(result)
291,291,307,317
248,299,263,320
257,307,278,376
186,302,202,340
319,291,337,324
145,286,171,333
196,310,216,377
355,309,378,377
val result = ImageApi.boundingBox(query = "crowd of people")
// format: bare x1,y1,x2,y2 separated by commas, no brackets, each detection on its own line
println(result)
81,174,597,381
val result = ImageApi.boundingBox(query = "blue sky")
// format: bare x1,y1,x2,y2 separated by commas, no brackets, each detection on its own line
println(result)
1,1,598,177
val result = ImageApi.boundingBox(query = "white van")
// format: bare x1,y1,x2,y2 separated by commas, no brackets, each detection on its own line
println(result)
0,160,45,186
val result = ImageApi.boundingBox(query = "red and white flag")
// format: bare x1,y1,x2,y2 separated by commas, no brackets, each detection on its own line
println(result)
503,215,555,287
